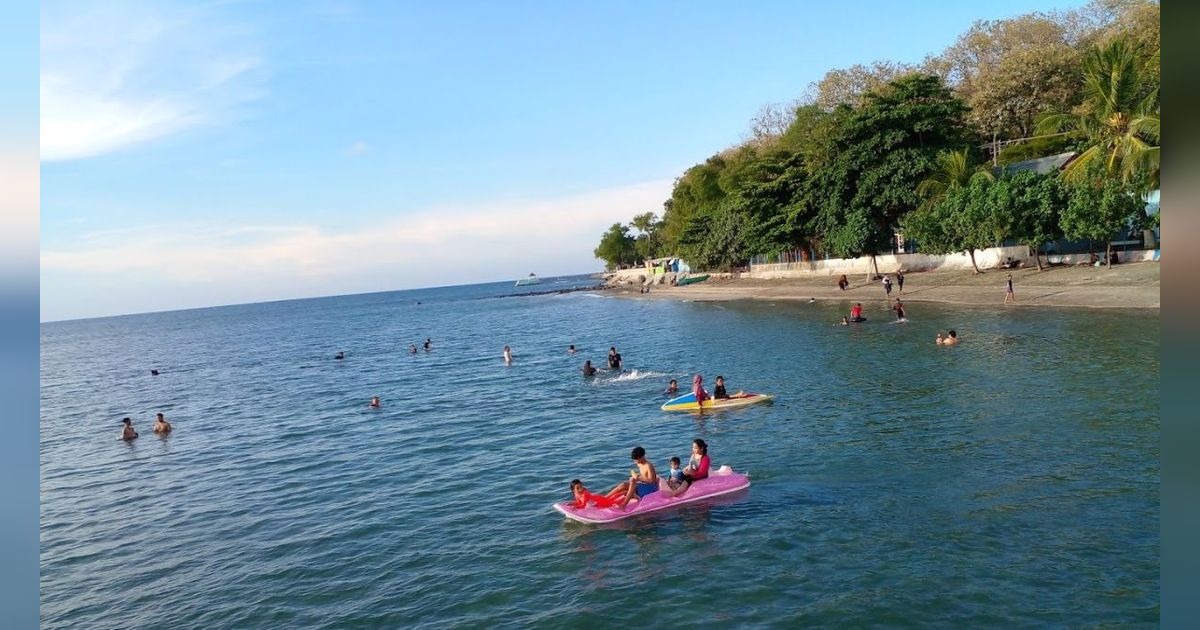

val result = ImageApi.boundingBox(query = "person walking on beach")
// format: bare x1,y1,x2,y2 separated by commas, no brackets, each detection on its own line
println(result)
120,418,138,441
1004,274,1015,304
896,270,905,293
152,413,172,434
882,275,893,298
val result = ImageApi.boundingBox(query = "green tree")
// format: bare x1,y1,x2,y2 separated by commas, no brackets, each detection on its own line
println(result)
677,204,749,271
593,223,637,271
1060,166,1144,267
808,74,974,276
629,211,664,261
903,177,1003,274
916,148,995,209
999,171,1067,270
1036,37,1159,187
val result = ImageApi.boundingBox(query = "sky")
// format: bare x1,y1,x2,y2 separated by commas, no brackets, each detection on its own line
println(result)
39,0,1089,321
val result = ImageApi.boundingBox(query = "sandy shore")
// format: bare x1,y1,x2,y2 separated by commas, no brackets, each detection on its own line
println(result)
608,262,1160,309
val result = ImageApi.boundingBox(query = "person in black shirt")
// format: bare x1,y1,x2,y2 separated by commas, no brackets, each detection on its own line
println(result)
582,360,597,376
713,376,729,399
607,346,622,370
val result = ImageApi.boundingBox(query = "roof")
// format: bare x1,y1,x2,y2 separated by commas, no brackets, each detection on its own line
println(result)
1001,151,1077,175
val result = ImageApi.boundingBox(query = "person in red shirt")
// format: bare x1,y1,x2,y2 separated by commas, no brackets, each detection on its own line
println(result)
692,374,709,409
849,303,864,322
666,439,711,497
569,479,621,509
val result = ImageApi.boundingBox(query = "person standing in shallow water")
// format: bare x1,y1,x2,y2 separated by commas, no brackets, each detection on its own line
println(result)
120,418,138,441
1004,274,1015,304
893,299,906,321
152,413,172,434
503,345,513,364
582,360,597,376
882,275,893,298
607,346,622,370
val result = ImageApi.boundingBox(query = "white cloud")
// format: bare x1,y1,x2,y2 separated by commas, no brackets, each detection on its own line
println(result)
40,1,264,161
345,140,369,156
40,179,674,319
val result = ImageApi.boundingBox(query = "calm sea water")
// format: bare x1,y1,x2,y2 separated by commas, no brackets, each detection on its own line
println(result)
40,277,1159,628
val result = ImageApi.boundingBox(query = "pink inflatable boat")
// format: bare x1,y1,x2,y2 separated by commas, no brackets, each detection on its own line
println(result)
553,465,750,524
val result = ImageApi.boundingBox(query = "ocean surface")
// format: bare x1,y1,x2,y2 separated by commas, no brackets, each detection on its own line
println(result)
40,276,1160,628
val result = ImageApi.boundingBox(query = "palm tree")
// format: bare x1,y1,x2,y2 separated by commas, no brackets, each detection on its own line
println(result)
1036,38,1159,188
916,148,994,209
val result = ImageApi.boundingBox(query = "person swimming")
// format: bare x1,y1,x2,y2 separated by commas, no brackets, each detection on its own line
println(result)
582,360,597,376
150,369,160,376
335,351,345,360
369,396,381,408
607,346,622,370
935,332,945,345
409,344,418,354
503,345,513,364
424,338,432,351
567,344,576,354
664,379,678,394
840,316,850,326
942,329,960,345
152,413,171,434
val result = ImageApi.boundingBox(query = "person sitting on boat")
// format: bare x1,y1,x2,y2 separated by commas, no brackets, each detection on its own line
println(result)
849,303,864,322
665,457,686,490
713,376,729,399
692,374,709,409
666,439,710,497
608,446,659,509
582,360,597,376
664,379,678,395
569,479,621,509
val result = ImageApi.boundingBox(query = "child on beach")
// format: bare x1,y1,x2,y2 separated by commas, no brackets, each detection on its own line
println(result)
666,457,686,490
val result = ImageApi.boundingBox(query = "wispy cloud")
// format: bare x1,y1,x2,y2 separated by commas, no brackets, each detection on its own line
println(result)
345,140,369,156
40,1,264,161
40,179,673,319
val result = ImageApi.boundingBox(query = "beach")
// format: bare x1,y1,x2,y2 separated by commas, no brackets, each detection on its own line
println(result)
610,262,1161,309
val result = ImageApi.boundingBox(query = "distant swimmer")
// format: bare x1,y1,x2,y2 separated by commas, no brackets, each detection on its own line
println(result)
335,351,345,360
424,338,432,351
893,299,906,321
369,396,381,408
607,346,622,370
152,413,172,434
120,418,138,441
809,297,816,303
150,369,160,376
840,316,850,326
409,344,418,354
942,330,960,345
582,360,597,377
567,345,577,355
849,303,865,322
935,332,945,345
664,379,678,394
503,345,513,364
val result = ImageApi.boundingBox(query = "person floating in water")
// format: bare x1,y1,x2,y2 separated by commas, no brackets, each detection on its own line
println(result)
409,344,418,354
152,413,172,434
840,316,850,326
503,345,513,364
664,379,678,395
150,369,160,376
424,338,432,351
849,303,865,322
941,330,960,345
607,346,622,370
893,299,906,321
120,418,138,441
335,351,345,360
582,360,597,376
567,345,576,355
369,396,381,408
935,332,945,344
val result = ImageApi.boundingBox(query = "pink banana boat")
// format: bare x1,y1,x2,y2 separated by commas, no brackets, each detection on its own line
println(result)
553,465,750,524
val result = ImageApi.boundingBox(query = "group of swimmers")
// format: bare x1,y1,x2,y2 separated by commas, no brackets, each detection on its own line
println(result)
580,346,622,376
120,413,172,441
569,439,712,511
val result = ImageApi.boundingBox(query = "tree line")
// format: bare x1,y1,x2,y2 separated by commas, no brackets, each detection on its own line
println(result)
595,0,1159,272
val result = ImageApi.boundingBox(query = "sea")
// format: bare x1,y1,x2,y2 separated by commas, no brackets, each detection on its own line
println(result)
40,275,1160,628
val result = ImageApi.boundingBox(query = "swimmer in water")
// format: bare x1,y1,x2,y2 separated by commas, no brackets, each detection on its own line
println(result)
582,360,597,376
893,299,906,321
335,351,345,360
840,316,850,326
409,344,418,354
120,418,138,441
150,369,160,376
152,413,172,434
369,396,381,408
607,346,622,370
849,303,864,322
503,345,513,364
942,330,960,345
935,332,945,345
424,338,432,351
665,379,678,394
567,344,576,354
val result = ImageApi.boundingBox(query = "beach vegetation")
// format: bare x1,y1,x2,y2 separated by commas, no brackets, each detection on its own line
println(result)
594,223,637,270
1061,164,1147,267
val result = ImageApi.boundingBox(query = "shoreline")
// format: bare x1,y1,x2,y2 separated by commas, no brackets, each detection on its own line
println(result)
602,262,1160,310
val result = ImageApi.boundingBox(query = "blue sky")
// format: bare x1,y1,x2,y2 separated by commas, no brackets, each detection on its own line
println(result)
40,0,1087,321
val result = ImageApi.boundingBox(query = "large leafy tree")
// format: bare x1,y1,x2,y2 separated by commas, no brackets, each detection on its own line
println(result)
999,171,1068,270
1036,37,1159,187
916,148,995,210
902,177,1002,273
809,74,974,275
1060,165,1145,267
629,212,664,261
593,223,637,271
